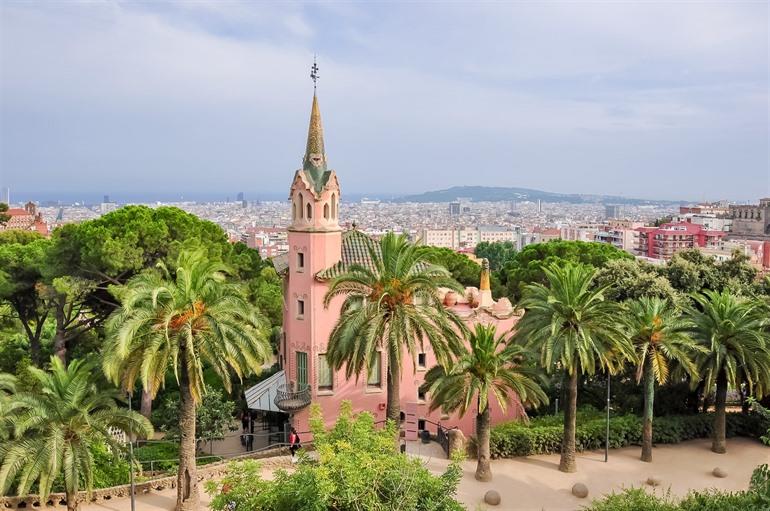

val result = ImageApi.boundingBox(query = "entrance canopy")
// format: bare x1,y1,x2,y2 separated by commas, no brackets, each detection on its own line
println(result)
245,369,286,413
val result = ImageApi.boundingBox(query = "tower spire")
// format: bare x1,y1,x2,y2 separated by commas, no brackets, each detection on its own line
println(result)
303,56,327,183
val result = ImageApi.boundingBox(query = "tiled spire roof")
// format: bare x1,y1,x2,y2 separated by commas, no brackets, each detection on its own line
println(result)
302,93,330,192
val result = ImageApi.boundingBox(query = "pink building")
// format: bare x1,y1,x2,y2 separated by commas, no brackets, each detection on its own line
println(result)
636,222,726,260
246,92,526,441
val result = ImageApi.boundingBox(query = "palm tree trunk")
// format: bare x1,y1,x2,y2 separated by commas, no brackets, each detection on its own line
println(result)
386,353,401,424
140,389,153,419
475,405,492,481
176,359,199,511
559,369,578,473
712,370,728,454
641,364,655,462
54,300,67,364
66,491,78,511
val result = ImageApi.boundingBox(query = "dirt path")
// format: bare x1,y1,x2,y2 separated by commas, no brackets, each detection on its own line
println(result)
77,438,768,510
421,437,770,510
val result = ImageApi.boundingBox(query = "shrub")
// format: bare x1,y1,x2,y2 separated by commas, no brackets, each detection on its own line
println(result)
585,465,770,511
134,442,221,473
205,402,465,511
490,410,769,458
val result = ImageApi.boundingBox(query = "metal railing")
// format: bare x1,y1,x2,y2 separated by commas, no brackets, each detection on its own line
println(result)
274,383,311,412
421,419,455,457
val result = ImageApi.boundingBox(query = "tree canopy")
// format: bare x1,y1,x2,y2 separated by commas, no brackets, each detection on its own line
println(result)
474,241,517,272
503,240,633,301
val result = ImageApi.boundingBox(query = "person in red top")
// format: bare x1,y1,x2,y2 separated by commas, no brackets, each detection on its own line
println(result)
288,427,301,462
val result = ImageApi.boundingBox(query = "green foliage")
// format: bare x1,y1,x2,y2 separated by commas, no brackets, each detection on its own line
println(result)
419,245,482,287
0,356,153,501
474,241,516,272
489,410,769,458
0,230,44,245
133,442,221,473
749,398,770,446
206,402,465,511
585,464,770,511
503,240,633,301
104,248,272,404
515,263,634,377
662,249,758,295
89,442,132,489
152,385,237,441
0,203,9,225
688,290,770,398
424,323,548,416
595,258,680,304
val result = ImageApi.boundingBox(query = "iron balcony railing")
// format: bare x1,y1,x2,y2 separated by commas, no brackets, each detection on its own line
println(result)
274,382,311,412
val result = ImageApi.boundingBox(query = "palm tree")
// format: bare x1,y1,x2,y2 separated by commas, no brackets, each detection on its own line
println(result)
513,263,633,473
626,297,698,462
324,232,467,424
103,249,271,511
0,373,16,441
0,357,152,511
688,290,770,454
422,323,548,481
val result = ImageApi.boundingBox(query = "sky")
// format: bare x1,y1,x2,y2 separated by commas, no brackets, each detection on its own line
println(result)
0,1,768,203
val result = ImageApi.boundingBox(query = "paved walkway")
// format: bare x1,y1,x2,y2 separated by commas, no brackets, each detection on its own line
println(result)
77,438,768,510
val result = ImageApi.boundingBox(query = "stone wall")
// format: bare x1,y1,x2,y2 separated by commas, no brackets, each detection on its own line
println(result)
0,446,291,509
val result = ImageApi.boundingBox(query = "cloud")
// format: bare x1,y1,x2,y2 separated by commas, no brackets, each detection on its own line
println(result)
0,1,767,202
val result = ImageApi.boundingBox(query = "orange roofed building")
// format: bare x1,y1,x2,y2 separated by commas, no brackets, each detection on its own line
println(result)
1,202,48,235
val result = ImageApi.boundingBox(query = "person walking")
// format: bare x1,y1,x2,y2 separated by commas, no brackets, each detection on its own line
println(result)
288,427,301,462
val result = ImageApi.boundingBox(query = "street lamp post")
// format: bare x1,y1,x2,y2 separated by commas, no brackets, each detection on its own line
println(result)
127,392,136,511
604,375,611,463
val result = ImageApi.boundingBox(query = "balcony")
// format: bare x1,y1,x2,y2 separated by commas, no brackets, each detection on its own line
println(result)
274,383,311,412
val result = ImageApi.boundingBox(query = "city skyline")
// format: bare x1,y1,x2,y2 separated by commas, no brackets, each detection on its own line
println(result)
1,2,768,202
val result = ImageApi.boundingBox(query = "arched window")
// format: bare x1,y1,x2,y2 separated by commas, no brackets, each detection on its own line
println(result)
299,194,304,219
331,193,337,219
292,201,297,220
323,203,330,220
306,202,312,219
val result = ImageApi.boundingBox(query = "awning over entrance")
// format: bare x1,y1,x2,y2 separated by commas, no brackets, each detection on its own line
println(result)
245,369,286,413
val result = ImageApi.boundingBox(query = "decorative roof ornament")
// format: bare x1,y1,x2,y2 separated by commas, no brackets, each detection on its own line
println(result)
310,54,319,90
479,258,491,291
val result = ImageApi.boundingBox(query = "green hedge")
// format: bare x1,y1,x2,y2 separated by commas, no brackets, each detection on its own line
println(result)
134,442,222,473
490,410,769,458
585,465,770,511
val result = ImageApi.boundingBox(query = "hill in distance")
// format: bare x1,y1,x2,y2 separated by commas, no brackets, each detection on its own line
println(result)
394,186,682,205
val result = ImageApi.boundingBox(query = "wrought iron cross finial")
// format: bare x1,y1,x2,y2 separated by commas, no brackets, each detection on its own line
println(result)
310,55,319,90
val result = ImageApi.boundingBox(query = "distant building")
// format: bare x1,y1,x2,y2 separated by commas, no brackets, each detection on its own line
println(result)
604,205,622,219
419,226,520,250
636,222,726,260
99,201,118,215
448,201,461,216
0,201,48,235
728,198,770,241
561,224,600,243
594,222,642,252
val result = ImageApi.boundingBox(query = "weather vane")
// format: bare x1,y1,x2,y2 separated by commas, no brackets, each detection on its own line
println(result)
310,55,319,90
